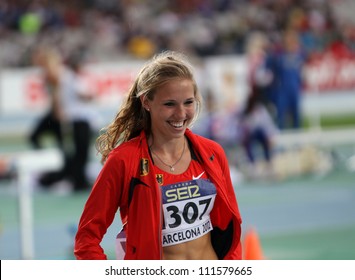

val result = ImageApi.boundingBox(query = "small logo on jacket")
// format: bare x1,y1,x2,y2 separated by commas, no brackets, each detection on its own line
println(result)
156,174,163,185
192,171,205,180
140,158,149,176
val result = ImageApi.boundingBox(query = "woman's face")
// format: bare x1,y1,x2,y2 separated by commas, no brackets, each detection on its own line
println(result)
145,78,196,141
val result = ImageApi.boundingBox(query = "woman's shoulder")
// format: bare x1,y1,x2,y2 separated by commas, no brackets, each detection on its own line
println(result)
188,130,224,153
108,137,141,160
195,133,219,146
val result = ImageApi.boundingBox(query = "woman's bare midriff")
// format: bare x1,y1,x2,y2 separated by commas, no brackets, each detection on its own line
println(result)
162,232,218,260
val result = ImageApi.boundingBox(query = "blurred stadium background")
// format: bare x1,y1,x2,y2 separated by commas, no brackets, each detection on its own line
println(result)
1,0,355,260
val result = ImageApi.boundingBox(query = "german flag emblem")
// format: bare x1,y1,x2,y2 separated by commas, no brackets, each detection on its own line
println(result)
156,174,163,185
140,158,149,176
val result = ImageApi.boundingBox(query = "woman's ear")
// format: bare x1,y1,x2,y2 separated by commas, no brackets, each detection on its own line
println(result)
140,95,150,111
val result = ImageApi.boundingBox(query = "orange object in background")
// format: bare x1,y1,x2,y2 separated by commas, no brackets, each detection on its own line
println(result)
243,228,265,260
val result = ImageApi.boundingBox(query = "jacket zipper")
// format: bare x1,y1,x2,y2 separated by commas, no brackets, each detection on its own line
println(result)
157,180,163,259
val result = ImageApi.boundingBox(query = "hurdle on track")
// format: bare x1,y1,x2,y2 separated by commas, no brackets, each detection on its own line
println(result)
14,148,63,259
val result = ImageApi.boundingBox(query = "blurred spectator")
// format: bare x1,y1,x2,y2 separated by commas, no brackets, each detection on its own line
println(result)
266,29,306,129
62,49,99,192
29,45,64,149
239,33,278,177
18,10,41,35
127,35,157,59
38,47,98,192
245,31,274,114
238,92,279,178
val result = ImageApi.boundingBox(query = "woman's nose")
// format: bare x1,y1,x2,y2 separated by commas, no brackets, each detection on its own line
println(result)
175,104,186,118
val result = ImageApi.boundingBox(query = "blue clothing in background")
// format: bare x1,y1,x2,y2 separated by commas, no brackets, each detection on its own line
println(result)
266,47,305,129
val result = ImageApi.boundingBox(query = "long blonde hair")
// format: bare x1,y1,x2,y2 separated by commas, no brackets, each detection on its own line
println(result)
96,51,202,163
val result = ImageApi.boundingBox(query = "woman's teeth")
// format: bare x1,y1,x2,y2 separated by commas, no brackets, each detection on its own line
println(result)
169,121,184,128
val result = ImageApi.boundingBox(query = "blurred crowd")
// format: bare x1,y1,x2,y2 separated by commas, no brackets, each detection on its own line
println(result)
0,0,355,67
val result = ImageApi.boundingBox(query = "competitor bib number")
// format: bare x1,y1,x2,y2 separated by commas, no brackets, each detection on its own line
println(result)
161,179,216,247
163,198,212,229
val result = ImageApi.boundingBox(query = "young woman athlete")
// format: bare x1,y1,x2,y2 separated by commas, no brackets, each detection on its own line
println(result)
74,51,242,260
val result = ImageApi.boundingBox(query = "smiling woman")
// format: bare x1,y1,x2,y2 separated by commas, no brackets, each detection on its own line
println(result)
74,50,242,260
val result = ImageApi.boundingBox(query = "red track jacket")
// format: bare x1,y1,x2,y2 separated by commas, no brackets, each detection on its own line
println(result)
74,129,242,259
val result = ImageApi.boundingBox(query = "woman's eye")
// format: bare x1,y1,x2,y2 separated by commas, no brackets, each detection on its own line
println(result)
163,99,194,107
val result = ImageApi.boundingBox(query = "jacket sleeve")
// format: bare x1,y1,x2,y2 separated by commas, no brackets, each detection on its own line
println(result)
218,142,242,219
214,142,243,259
74,153,126,259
